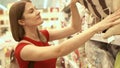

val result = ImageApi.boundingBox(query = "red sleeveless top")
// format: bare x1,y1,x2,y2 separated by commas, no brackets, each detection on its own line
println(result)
14,30,57,68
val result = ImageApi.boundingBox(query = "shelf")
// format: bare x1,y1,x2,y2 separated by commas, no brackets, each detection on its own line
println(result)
90,33,120,46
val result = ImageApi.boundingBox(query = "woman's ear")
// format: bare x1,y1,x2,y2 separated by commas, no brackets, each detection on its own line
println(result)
18,19,25,25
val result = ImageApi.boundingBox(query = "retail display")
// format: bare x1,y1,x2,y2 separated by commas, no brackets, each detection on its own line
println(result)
77,0,120,68
78,0,120,39
59,1,120,68
85,40,114,68
1,0,120,68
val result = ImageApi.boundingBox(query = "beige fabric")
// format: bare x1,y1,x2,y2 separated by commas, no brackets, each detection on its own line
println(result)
103,24,120,38
103,0,120,38
78,0,120,38
78,0,113,19
112,0,120,11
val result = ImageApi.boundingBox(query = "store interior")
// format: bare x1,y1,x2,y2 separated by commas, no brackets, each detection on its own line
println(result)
0,0,120,68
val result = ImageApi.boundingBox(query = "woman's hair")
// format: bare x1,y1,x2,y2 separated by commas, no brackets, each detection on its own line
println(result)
9,1,30,41
9,0,47,42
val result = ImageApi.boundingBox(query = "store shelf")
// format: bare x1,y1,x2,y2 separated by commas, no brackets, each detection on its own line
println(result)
90,34,120,46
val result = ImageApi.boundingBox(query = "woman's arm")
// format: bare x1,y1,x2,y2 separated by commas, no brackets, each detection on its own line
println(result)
21,8,120,61
21,5,120,62
20,25,97,61
48,0,82,41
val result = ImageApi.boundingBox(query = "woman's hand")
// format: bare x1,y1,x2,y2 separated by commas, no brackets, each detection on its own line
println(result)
93,8,120,32
69,0,82,32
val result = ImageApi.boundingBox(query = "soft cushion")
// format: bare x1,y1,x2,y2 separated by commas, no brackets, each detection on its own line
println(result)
78,0,120,38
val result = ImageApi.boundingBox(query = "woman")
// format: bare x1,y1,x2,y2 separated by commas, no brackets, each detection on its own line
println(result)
9,0,120,68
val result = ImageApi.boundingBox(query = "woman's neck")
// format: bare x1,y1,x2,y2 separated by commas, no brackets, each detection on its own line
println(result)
24,27,41,41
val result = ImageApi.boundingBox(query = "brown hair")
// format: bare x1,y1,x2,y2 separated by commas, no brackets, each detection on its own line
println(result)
9,1,27,42
9,0,47,42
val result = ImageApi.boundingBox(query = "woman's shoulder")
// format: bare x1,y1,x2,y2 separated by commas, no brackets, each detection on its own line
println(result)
19,40,31,44
14,40,32,50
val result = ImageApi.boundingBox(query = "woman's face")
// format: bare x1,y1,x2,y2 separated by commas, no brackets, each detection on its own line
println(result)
22,2,43,26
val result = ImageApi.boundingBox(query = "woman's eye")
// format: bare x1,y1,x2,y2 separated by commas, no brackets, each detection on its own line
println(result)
30,10,33,13
29,7,37,13
29,9,34,13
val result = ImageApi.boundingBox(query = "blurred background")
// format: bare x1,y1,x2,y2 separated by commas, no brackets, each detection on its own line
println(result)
0,0,88,68
1,0,71,9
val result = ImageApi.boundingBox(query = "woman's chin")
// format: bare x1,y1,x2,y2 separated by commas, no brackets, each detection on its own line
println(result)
37,20,44,25
40,20,43,24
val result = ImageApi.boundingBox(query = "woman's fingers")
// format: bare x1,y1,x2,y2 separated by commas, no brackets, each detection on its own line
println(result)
110,14,120,22
114,8,120,14
112,18,120,25
104,8,120,22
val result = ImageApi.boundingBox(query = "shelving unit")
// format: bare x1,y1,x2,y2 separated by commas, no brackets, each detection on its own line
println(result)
90,33,120,46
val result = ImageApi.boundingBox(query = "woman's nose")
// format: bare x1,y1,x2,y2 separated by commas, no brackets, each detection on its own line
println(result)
36,10,40,15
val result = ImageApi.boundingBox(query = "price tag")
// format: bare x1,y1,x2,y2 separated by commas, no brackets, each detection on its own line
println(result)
107,36,115,43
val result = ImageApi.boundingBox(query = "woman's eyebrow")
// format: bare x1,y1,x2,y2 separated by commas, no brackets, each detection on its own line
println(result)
28,7,34,11
28,6,36,10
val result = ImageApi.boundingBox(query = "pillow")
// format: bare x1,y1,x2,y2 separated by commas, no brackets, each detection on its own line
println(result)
103,0,120,38
103,24,120,38
78,0,120,38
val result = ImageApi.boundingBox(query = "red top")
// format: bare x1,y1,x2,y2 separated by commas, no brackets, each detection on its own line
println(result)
14,30,57,68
